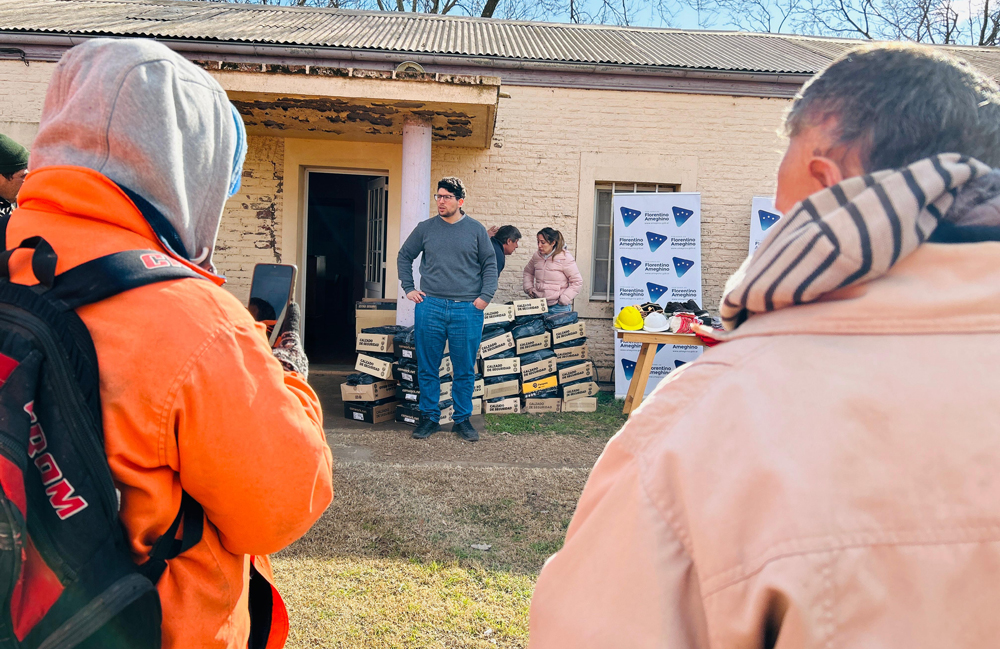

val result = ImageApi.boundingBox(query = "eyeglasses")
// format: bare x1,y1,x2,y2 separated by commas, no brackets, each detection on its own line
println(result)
432,193,457,202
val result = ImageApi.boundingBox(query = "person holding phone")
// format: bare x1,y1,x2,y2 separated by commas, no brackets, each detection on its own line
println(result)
397,176,498,442
6,38,332,649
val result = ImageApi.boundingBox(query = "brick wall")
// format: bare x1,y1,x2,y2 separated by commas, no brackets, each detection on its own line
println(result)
214,136,286,304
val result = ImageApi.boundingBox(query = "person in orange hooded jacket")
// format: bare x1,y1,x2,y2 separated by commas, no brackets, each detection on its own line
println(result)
6,38,333,648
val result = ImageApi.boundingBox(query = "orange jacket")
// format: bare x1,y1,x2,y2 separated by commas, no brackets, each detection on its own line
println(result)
7,166,334,649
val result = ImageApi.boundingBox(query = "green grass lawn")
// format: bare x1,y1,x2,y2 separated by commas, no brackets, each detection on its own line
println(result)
485,392,626,438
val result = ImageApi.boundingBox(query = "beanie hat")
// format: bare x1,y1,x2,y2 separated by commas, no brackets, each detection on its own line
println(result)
0,135,28,175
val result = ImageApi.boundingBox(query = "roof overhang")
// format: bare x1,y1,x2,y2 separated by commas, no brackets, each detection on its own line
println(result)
200,62,500,147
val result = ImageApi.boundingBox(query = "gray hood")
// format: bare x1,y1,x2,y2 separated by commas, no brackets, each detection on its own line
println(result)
29,38,241,272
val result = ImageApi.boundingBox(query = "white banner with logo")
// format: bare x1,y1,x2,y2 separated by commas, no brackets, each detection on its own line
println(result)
750,196,781,254
612,193,703,398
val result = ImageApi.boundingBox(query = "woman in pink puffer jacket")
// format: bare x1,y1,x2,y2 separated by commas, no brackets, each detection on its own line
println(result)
523,227,584,313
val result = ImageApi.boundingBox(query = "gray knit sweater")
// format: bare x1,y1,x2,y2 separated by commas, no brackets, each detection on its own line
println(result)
397,214,498,302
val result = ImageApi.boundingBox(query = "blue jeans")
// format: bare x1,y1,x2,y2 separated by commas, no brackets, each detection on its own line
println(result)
548,303,572,314
414,296,485,423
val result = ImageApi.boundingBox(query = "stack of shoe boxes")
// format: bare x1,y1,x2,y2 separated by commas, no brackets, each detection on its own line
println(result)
480,303,520,413
514,299,560,413
550,311,598,413
392,327,484,426
344,327,401,423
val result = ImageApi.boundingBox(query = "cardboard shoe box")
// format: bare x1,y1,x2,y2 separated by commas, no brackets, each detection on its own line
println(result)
551,322,586,345
554,343,589,361
522,374,558,396
562,396,598,412
562,381,600,402
513,298,548,317
356,354,394,380
470,398,483,416
524,398,561,414
395,340,448,361
480,332,515,359
485,397,521,414
394,364,418,385
396,403,421,426
520,357,556,382
341,380,397,402
396,385,421,404
557,361,595,385
473,378,485,399
482,356,520,377
344,400,397,424
484,378,520,400
395,382,452,404
439,404,455,425
355,300,396,335
356,332,394,354
439,356,453,378
483,303,515,326
516,332,551,355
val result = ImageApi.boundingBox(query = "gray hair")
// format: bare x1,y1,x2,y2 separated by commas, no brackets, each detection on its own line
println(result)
785,43,1000,172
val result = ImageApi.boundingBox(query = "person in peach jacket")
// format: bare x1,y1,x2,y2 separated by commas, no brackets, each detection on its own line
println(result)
529,45,1000,648
522,227,583,313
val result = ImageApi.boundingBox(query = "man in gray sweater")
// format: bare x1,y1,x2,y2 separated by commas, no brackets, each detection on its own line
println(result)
398,177,498,441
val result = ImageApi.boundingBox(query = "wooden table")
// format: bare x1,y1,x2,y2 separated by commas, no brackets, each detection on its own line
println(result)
616,329,706,415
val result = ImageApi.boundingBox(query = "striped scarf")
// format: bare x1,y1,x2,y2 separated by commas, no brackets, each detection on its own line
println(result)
721,154,994,330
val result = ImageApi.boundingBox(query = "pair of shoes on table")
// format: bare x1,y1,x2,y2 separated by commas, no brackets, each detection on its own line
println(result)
411,417,479,442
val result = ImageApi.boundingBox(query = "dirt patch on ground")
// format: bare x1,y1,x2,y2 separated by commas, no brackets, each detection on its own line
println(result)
272,369,617,647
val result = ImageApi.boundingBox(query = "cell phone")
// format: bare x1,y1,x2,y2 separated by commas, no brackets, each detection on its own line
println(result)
248,263,297,347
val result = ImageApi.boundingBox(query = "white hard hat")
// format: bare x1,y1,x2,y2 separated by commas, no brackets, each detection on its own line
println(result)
643,311,670,332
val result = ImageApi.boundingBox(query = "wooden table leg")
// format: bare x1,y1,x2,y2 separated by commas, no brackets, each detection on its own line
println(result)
623,342,654,415
628,342,657,415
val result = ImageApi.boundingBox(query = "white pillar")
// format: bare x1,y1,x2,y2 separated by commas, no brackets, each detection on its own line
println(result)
396,118,433,326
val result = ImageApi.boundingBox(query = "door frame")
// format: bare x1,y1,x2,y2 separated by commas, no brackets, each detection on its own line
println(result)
299,167,390,320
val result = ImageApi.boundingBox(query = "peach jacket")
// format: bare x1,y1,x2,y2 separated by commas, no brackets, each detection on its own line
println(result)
529,241,1000,648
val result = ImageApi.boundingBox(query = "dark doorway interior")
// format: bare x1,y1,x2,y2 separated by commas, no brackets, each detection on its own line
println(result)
304,172,383,365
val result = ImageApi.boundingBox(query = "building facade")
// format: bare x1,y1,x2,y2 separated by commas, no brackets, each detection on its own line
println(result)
4,0,1000,375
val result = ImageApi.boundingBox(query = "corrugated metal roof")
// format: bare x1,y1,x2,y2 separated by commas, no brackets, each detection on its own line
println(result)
1,0,999,75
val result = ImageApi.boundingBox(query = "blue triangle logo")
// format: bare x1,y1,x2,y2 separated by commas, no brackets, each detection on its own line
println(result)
620,256,642,277
656,344,666,354
758,209,781,232
621,207,641,227
672,206,694,227
621,358,636,381
672,257,695,278
674,360,687,369
646,282,669,302
646,231,668,252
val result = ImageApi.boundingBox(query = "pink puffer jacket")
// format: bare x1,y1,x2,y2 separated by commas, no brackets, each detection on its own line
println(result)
523,249,583,306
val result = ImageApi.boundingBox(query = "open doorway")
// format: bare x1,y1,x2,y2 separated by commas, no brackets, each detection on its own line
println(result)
304,171,388,365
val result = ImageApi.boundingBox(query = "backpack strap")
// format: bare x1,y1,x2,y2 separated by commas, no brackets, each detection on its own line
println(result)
137,491,205,584
43,249,205,311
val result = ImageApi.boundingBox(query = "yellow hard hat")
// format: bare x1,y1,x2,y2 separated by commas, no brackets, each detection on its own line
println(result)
614,305,644,331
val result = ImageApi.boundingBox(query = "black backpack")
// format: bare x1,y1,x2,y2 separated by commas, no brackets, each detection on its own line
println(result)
0,237,206,649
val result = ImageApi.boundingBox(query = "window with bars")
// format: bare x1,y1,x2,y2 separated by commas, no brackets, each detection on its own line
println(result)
591,182,677,301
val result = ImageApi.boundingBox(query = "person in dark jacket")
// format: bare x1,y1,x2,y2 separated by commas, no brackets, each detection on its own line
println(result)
489,224,521,275
0,134,29,219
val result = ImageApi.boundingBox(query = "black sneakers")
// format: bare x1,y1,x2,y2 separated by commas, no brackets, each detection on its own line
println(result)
412,418,440,439
452,419,479,442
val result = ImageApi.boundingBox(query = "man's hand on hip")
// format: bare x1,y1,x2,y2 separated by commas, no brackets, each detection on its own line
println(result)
407,290,426,304
474,298,488,310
